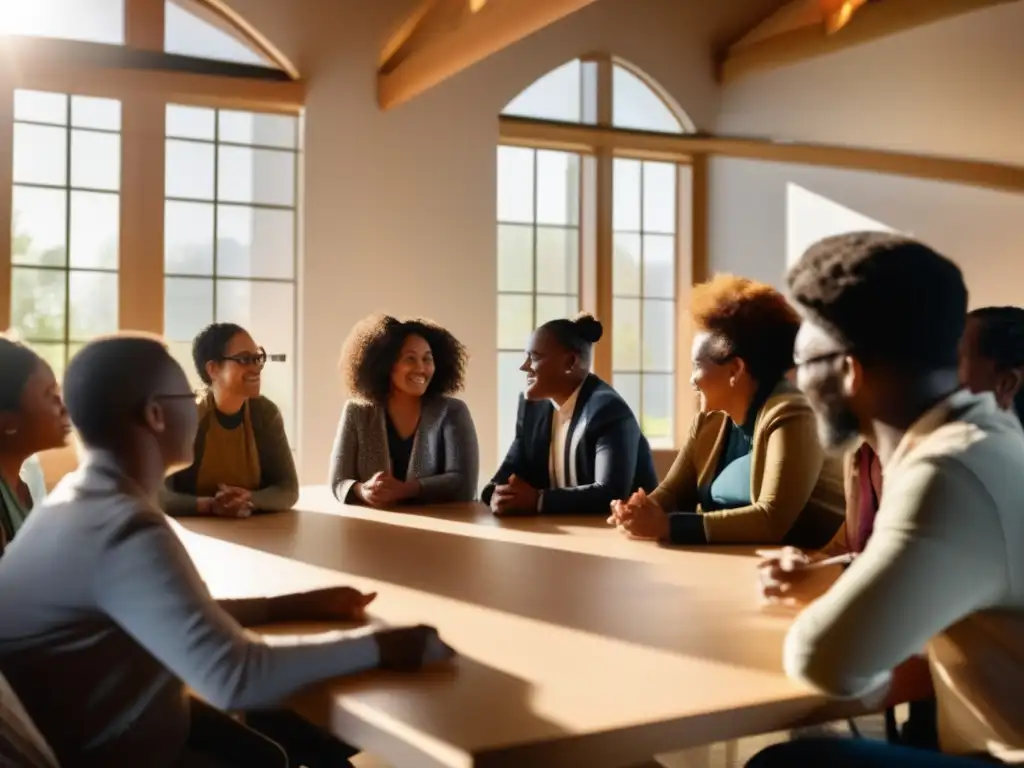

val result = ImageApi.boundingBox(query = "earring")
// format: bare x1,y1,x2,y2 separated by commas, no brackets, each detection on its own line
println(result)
3,427,15,436
729,377,736,388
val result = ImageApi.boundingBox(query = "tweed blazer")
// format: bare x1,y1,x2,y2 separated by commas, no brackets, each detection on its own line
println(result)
329,396,480,504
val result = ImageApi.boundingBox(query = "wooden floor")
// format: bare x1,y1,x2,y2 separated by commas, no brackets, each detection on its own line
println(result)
349,713,890,768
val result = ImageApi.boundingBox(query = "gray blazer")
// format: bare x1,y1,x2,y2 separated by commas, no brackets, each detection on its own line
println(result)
329,396,479,504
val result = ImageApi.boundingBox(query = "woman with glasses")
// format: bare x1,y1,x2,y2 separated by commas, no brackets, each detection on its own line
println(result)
161,322,298,517
610,275,844,547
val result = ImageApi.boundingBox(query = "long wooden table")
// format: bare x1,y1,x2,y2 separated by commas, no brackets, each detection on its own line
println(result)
180,486,860,768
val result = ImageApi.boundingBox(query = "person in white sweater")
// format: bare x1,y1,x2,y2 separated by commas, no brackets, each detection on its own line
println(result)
0,335,455,767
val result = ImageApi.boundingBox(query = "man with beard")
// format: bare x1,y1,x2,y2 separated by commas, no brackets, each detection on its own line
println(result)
749,233,1024,767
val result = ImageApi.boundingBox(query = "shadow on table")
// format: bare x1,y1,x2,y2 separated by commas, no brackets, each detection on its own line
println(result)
288,654,568,765
193,511,787,674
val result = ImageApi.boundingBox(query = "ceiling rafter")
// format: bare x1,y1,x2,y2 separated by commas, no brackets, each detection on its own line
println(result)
719,0,1020,84
378,0,601,111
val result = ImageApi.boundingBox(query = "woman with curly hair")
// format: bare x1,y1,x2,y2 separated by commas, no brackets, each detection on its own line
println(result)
330,314,479,506
162,323,298,517
610,275,844,547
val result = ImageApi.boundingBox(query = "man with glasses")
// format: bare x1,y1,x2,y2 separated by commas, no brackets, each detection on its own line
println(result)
0,334,454,767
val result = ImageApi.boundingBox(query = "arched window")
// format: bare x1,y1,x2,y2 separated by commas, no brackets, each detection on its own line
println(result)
2,0,300,446
496,57,692,455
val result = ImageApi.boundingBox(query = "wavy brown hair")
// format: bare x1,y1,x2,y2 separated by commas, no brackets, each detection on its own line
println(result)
340,314,468,404
690,274,801,386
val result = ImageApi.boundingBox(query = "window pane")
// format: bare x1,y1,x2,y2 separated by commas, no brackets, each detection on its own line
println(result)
497,146,534,224
613,233,641,298
69,270,118,339
614,373,642,422
215,280,296,444
613,158,641,232
166,140,215,200
497,224,533,293
12,186,67,267
643,234,675,299
498,351,525,456
14,124,67,186
612,65,684,135
14,91,67,125
165,0,272,68
218,111,297,149
498,294,534,350
642,299,674,373
166,105,216,141
502,60,582,123
536,227,577,295
70,192,119,269
2,0,124,44
643,374,674,444
216,146,295,206
71,96,121,131
12,268,67,340
165,201,214,275
70,131,120,191
643,162,676,234
612,297,641,370
216,205,295,279
536,151,579,226
165,277,213,341
536,294,577,327
168,340,202,390
30,343,68,386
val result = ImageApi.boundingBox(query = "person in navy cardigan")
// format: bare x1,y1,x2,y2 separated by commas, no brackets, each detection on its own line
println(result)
483,313,657,515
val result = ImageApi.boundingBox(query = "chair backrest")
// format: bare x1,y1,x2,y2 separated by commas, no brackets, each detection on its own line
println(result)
0,672,60,767
35,442,81,493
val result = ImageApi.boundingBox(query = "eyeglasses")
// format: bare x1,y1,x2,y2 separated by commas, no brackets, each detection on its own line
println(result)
793,351,847,368
221,348,268,368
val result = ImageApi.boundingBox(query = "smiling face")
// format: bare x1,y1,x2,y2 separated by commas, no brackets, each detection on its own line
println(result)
0,359,72,458
390,334,435,398
520,327,576,402
206,331,265,401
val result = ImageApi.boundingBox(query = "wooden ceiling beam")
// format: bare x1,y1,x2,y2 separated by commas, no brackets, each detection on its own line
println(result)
720,0,1020,84
378,0,600,111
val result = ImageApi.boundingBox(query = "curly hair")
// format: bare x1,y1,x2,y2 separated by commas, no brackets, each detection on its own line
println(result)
969,306,1024,422
787,232,966,370
690,274,801,386
340,314,467,404
192,322,247,385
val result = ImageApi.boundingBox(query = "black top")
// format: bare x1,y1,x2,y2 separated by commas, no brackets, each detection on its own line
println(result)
482,374,658,515
385,415,415,482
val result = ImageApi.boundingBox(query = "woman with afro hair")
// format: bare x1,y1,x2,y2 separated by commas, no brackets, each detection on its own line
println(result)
610,274,844,548
329,314,479,507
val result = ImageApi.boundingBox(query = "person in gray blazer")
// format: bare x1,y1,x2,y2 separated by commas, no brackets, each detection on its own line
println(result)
330,315,480,506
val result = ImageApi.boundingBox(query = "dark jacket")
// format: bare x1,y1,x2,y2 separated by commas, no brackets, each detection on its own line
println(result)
482,374,658,514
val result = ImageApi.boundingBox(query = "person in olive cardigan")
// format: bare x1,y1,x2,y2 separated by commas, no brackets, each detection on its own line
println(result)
161,323,298,517
610,275,844,547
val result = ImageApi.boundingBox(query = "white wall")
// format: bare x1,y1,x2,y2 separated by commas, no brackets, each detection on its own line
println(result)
708,3,1024,301
220,0,782,482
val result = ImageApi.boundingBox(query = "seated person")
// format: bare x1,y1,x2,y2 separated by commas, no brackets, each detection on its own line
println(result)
162,322,298,517
0,338,71,555
610,275,844,547
959,305,1024,423
482,314,657,515
0,335,454,767
748,233,1024,767
330,314,479,506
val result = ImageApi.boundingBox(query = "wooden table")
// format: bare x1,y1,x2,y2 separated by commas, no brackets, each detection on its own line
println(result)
180,486,860,768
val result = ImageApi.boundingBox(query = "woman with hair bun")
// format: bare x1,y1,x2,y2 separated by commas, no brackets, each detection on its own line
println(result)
482,313,657,516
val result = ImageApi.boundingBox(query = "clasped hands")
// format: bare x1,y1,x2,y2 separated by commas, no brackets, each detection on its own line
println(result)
200,485,254,518
756,546,848,608
357,471,420,508
489,474,539,515
607,488,669,539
